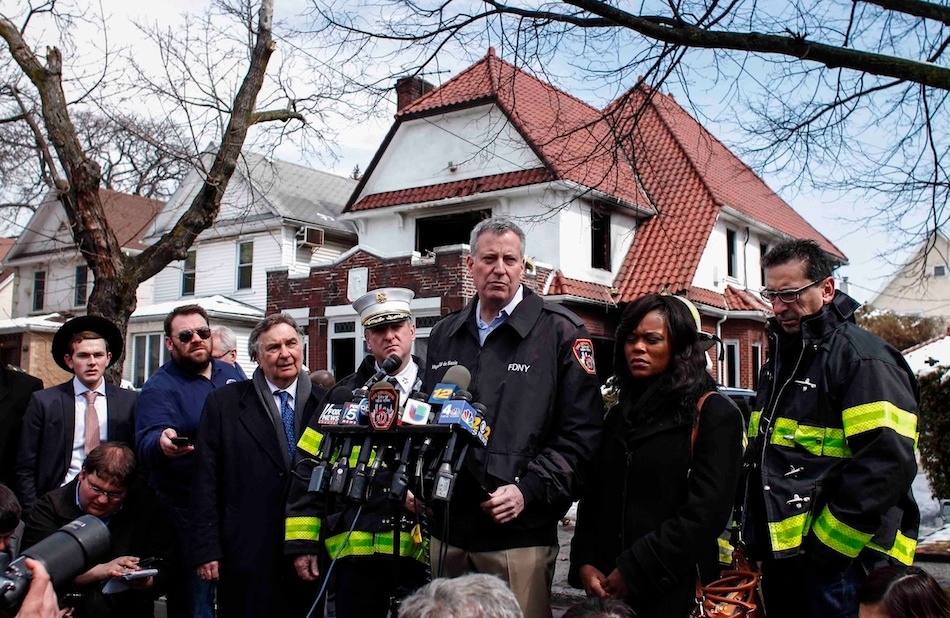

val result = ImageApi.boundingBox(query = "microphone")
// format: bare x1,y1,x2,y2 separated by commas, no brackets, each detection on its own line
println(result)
432,385,492,502
427,365,471,406
389,436,414,501
348,380,400,502
307,435,336,494
316,402,345,426
361,354,403,391
367,380,400,432
327,436,355,495
401,391,431,426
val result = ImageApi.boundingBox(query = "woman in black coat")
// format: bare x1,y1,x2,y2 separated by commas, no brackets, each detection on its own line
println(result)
569,294,745,618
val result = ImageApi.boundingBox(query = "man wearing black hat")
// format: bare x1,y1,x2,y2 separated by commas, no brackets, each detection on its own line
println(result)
14,315,137,515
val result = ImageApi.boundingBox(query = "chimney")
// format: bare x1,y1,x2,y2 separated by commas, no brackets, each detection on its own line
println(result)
395,76,435,112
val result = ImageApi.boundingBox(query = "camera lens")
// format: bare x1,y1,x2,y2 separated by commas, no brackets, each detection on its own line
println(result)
0,515,110,612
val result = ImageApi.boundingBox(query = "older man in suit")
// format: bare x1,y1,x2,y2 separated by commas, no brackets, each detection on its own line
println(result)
15,316,136,515
190,313,320,617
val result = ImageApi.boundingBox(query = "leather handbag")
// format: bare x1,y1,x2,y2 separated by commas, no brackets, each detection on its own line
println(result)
688,392,762,618
690,549,760,617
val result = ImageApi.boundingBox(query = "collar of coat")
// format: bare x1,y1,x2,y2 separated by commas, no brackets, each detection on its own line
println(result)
443,285,542,340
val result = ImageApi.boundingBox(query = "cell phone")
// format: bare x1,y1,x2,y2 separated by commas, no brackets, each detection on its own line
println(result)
138,557,162,569
170,436,192,447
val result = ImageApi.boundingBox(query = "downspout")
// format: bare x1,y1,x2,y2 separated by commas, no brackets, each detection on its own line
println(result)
716,313,728,385
743,227,751,288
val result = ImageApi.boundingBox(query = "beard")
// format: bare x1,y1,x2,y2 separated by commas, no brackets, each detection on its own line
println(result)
173,348,211,374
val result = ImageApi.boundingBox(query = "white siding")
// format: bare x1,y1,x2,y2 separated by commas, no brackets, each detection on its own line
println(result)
555,200,637,284
359,104,541,199
693,218,774,293
151,231,282,310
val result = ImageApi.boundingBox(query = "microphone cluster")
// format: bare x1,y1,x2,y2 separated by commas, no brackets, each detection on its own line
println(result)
305,363,491,504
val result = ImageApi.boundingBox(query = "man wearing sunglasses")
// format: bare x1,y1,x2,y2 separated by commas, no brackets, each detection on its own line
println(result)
23,442,174,618
135,304,243,618
15,315,136,516
741,239,919,618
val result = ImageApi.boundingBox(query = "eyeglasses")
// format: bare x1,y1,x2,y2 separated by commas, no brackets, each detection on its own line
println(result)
759,280,822,304
213,349,234,359
84,476,126,501
175,327,212,343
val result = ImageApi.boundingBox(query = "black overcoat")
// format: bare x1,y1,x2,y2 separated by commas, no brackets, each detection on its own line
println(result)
569,393,744,618
189,373,320,617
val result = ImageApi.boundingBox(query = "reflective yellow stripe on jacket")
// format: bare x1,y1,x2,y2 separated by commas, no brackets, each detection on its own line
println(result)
285,516,321,542
748,410,761,439
768,512,812,552
324,530,427,563
298,427,375,466
769,418,851,458
812,506,872,558
842,401,917,446
868,530,917,565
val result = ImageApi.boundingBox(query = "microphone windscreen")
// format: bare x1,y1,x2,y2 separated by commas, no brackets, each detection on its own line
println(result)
442,365,472,391
382,353,402,374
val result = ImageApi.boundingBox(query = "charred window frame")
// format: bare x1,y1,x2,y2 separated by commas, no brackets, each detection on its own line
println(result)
416,210,491,255
591,208,611,270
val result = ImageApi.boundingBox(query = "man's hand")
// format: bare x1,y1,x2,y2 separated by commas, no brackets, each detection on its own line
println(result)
15,558,68,618
480,484,524,524
603,568,630,600
293,555,320,581
76,555,140,585
578,564,609,599
159,428,195,458
197,561,219,582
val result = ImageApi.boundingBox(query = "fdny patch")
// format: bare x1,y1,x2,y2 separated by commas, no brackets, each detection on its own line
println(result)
572,339,597,375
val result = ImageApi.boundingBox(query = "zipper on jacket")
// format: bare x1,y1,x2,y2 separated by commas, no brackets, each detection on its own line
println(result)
739,333,806,547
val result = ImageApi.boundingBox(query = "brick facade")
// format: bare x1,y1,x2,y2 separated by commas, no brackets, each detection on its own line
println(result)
269,248,767,389
267,245,614,375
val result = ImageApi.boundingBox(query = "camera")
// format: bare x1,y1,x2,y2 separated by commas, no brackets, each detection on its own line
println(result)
0,515,110,613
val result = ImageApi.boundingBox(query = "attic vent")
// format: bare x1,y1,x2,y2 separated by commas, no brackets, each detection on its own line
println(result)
297,227,325,248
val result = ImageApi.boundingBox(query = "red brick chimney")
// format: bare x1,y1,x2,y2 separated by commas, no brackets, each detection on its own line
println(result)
395,76,435,112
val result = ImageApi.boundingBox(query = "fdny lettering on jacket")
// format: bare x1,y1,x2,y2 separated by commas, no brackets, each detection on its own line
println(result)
508,363,531,373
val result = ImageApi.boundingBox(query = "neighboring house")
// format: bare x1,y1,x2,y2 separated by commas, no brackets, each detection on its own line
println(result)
0,238,16,320
1,189,163,378
3,189,164,318
130,151,358,385
868,230,950,322
0,313,74,385
268,49,845,389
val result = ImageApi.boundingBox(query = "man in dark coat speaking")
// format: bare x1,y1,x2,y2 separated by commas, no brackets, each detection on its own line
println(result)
189,313,320,617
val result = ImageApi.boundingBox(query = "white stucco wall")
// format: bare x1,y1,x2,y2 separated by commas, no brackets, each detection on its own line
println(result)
359,104,542,199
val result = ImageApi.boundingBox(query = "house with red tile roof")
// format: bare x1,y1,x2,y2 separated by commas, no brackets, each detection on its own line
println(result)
267,49,845,389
